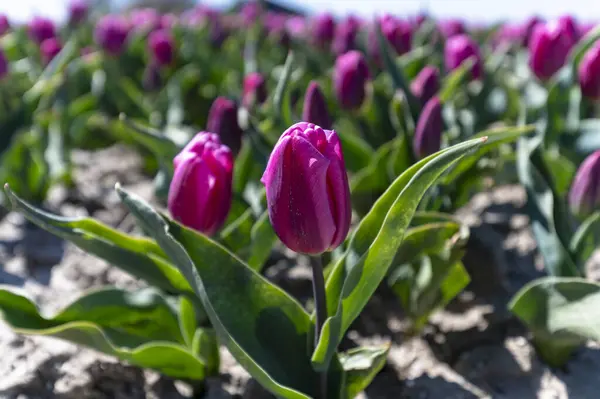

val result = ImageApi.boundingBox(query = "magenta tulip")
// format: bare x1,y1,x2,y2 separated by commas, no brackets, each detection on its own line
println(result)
148,29,174,66
333,50,370,110
95,15,130,55
207,97,243,155
261,122,351,254
28,17,56,44
411,66,440,105
579,43,600,99
569,150,600,217
40,37,62,65
413,96,443,159
168,132,233,235
312,13,335,47
243,72,267,108
303,81,332,129
529,20,576,81
0,14,10,36
68,0,88,25
444,34,483,80
0,49,8,79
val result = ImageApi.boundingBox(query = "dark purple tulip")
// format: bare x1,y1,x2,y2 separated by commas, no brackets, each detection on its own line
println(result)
148,29,174,66
529,20,575,81
411,66,440,105
439,19,465,38
40,37,61,65
332,16,361,55
569,150,600,216
0,49,8,79
578,43,600,99
380,15,412,55
169,133,234,236
265,12,290,48
28,17,56,44
558,15,580,42
414,96,443,159
334,50,370,110
303,81,332,129
261,122,351,254
207,97,243,156
95,15,130,55
243,72,267,108
444,34,483,80
68,0,88,25
524,16,543,46
0,14,10,36
143,63,162,91
312,13,336,47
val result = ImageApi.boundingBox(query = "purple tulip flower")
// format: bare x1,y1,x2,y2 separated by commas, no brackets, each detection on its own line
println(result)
40,37,62,65
207,97,243,156
444,34,483,80
243,72,267,108
148,29,174,66
95,15,130,55
303,81,332,129
569,150,600,216
414,96,443,159
529,19,576,81
333,50,370,110
579,43,600,99
28,17,56,44
411,66,440,105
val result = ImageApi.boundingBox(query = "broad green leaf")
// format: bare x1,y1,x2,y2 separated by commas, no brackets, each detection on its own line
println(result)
179,296,197,347
0,286,209,380
247,211,277,272
119,115,180,168
510,277,600,367
3,186,193,297
116,186,343,399
544,152,576,196
341,345,390,399
272,51,295,126
334,118,374,173
314,137,487,370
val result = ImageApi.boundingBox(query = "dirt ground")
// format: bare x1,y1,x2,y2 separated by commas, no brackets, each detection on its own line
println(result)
0,145,598,399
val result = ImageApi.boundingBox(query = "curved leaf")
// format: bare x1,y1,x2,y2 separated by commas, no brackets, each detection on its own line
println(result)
341,345,390,399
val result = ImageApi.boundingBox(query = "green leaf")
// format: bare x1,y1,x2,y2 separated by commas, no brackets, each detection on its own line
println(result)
119,115,180,168
179,296,197,347
509,277,600,367
3,186,194,297
334,118,374,173
439,58,475,104
569,211,600,265
0,286,209,380
341,345,390,399
570,25,600,69
272,51,295,126
116,186,342,399
314,137,487,370
247,211,278,272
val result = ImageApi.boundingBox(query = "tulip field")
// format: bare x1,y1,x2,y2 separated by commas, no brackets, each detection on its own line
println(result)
2,1,600,397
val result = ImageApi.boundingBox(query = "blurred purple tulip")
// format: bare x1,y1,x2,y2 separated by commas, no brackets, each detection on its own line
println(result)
68,0,88,25
380,15,412,55
148,29,174,66
332,16,361,55
579,43,600,99
303,81,332,129
286,16,306,38
95,15,130,55
40,37,61,65
243,72,267,108
312,13,336,47
439,19,465,38
207,97,243,155
261,122,351,254
529,19,576,80
160,14,178,30
240,1,262,26
168,132,234,236
143,62,162,91
334,50,370,110
129,8,161,32
0,14,10,36
411,66,440,105
414,96,443,159
0,49,8,79
558,15,580,42
569,150,600,216
523,16,543,46
444,34,483,80
28,17,56,44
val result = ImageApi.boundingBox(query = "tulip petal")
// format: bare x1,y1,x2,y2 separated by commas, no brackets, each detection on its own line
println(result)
324,131,352,249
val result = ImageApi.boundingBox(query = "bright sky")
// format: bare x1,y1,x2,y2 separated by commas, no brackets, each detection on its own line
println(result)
2,0,600,23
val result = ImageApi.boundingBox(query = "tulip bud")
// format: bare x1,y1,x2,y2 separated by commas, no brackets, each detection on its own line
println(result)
95,15,130,55
528,20,576,81
413,96,443,159
40,37,62,65
129,8,161,32
261,122,351,254
332,17,360,55
444,34,483,80
312,13,335,48
578,43,600,99
28,17,56,44
0,49,8,79
168,132,233,235
243,72,267,108
207,97,243,156
148,29,174,66
68,0,88,25
523,16,543,46
558,15,579,42
0,14,10,36
439,19,465,38
410,66,440,105
380,15,412,56
334,50,370,110
569,151,600,217
143,63,162,91
302,81,332,129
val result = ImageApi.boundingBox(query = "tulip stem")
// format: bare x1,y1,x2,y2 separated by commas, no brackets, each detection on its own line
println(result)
311,255,328,399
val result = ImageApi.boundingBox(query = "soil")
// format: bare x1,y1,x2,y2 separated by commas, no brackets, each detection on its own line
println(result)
0,145,598,399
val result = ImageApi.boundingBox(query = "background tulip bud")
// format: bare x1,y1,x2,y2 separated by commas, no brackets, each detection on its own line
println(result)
312,13,335,48
28,17,56,44
380,15,412,56
302,81,332,129
0,49,8,79
0,14,10,36
95,15,130,55
243,72,267,108
168,132,233,236
68,0,88,25
129,8,161,32
332,17,360,55
207,97,243,155
411,66,440,105
528,20,575,81
40,37,61,65
439,19,465,38
261,122,351,254
148,29,174,66
578,43,600,99
142,62,162,91
569,151,600,217
444,34,483,80
414,96,443,159
334,50,370,110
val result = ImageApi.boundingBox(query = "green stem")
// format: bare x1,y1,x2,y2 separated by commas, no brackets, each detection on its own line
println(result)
311,255,328,399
